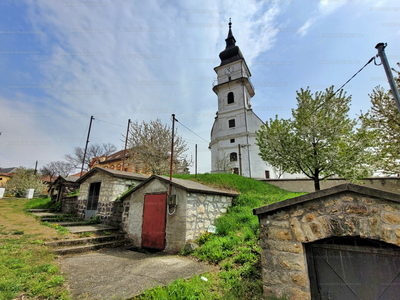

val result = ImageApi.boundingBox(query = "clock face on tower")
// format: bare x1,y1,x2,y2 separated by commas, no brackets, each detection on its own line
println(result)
225,66,234,76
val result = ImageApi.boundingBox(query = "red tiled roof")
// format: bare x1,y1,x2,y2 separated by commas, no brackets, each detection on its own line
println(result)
41,175,58,183
101,150,130,163
71,171,87,177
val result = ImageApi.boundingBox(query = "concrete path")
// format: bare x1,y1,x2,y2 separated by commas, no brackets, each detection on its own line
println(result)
59,248,213,299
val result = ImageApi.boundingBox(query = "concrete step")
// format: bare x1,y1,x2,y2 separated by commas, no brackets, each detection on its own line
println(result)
53,239,131,255
47,221,89,226
29,209,50,212
65,224,119,235
32,212,64,217
40,216,80,222
44,234,126,247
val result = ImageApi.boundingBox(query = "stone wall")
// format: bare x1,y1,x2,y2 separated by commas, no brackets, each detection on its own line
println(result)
123,180,188,253
77,172,139,226
186,193,232,241
263,177,400,193
123,178,235,253
62,195,78,214
257,190,400,300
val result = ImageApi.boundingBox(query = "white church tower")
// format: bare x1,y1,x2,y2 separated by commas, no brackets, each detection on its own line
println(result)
210,20,274,179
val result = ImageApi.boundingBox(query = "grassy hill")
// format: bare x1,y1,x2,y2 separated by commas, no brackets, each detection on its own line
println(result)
135,173,305,300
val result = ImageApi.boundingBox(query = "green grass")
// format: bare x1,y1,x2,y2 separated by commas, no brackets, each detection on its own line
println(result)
24,197,62,212
24,197,54,210
134,173,305,300
67,189,79,197
0,198,71,300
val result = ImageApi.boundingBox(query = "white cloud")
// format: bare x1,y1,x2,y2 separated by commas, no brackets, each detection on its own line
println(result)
297,0,348,36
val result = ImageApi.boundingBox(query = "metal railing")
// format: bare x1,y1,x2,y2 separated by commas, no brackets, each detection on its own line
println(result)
212,69,255,91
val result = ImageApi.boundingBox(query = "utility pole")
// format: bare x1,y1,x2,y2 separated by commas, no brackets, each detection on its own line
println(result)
34,160,38,175
122,119,131,172
375,43,400,116
195,144,197,179
80,116,94,177
169,114,176,195
238,144,242,176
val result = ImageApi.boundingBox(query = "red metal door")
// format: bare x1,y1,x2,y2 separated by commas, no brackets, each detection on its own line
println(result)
142,194,167,250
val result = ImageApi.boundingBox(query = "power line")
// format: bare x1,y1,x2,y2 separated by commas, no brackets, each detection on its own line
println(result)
333,56,375,95
95,118,125,128
308,55,375,115
174,119,209,144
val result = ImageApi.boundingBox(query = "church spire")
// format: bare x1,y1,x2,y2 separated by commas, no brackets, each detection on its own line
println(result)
218,19,243,66
225,18,236,49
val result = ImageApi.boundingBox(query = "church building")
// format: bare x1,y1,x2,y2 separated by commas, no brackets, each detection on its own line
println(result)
210,21,296,179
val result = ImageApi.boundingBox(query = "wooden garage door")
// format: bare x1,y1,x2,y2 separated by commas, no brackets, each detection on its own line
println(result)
142,194,167,250
306,241,400,300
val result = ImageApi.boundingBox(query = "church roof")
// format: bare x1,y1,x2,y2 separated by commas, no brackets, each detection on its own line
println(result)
219,20,244,66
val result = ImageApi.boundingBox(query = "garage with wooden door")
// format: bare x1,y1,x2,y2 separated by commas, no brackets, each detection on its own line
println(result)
253,184,400,300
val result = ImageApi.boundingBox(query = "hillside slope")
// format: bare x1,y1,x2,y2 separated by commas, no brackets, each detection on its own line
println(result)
135,174,305,300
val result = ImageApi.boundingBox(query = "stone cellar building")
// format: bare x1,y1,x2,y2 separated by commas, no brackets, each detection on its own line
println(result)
76,168,148,226
254,184,400,300
120,175,238,253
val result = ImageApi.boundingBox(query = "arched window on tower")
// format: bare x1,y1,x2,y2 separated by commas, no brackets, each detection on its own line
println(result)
227,92,234,104
230,152,238,162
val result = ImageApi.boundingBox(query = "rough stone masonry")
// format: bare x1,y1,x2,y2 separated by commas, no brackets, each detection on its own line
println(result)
254,184,400,300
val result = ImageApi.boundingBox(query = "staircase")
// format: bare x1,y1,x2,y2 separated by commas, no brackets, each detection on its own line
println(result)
30,209,132,255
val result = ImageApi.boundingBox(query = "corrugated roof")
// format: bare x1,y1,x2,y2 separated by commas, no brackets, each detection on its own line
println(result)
77,167,149,183
120,175,239,200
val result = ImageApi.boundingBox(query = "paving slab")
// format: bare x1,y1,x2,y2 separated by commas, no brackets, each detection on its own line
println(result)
59,248,214,299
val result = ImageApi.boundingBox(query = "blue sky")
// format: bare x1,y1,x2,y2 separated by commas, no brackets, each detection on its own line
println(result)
0,0,399,174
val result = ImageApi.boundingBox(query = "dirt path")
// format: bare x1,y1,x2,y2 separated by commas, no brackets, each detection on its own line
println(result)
58,248,214,299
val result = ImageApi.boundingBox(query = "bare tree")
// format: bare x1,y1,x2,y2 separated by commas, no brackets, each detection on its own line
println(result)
127,119,192,175
65,143,117,171
214,151,234,173
40,161,74,183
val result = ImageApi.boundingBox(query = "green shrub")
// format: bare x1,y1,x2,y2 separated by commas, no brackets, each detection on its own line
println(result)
233,247,258,265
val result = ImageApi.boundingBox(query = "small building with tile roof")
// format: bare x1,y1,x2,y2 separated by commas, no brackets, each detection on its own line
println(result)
120,175,239,253
48,175,80,214
76,168,149,226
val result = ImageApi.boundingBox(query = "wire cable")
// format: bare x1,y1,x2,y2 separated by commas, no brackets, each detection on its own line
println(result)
95,118,125,128
333,56,375,95
308,56,375,115
175,119,209,143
